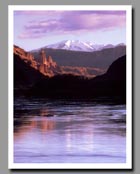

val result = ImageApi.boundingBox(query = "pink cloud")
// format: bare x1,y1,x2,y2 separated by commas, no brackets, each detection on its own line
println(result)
14,10,63,16
17,11,126,39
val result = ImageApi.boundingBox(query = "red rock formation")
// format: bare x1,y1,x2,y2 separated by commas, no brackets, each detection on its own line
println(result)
13,45,105,78
38,50,58,76
60,66,105,78
14,46,59,77
40,49,47,64
14,45,38,70
46,56,57,68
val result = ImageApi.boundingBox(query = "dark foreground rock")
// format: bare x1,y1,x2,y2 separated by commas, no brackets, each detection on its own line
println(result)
28,55,126,103
14,53,46,96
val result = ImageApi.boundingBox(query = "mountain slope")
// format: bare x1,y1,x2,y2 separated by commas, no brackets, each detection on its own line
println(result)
14,45,105,78
32,45,126,69
34,40,125,52
14,53,46,89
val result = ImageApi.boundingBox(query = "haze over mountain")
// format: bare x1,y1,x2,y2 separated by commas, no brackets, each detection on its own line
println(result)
33,40,125,52
32,44,126,69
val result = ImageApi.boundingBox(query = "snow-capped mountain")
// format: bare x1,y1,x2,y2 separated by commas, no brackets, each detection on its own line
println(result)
45,40,104,52
44,40,124,52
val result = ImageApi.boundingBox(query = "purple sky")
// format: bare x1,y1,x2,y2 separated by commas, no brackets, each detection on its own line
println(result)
14,10,126,51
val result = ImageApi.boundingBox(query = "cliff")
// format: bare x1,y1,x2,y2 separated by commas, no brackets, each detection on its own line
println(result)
14,45,104,78
14,53,46,90
30,55,126,103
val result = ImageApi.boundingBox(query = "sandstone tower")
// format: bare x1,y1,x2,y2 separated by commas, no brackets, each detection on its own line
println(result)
40,49,47,64
38,49,58,76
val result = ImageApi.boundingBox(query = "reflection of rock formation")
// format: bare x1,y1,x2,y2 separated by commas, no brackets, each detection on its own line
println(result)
31,118,55,133
14,108,55,139
14,117,55,139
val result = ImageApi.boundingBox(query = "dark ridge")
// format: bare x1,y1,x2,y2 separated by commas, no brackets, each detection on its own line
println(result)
14,53,47,95
28,55,126,103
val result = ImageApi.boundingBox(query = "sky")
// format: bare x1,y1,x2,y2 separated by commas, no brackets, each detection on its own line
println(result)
14,10,126,51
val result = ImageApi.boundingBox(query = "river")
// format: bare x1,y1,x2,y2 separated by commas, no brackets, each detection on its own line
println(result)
14,97,126,163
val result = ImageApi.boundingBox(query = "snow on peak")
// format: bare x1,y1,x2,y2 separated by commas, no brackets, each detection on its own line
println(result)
65,40,71,48
45,40,125,52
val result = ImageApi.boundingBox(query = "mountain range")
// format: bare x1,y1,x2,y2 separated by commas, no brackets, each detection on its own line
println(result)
33,40,125,52
14,45,106,78
14,44,126,102
32,44,126,69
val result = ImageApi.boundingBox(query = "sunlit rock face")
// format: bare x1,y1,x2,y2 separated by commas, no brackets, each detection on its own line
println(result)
60,66,105,78
38,50,59,77
14,45,103,78
14,45,38,70
14,46,59,77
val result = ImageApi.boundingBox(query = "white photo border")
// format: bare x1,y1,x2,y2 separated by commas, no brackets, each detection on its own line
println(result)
8,5,132,169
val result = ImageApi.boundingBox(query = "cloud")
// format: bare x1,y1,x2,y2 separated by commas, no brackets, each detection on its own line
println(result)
17,10,126,39
18,32,45,39
60,11,126,31
14,10,125,16
14,10,63,16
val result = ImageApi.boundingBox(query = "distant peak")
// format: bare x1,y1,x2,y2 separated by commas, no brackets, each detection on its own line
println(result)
117,43,126,46
30,40,126,52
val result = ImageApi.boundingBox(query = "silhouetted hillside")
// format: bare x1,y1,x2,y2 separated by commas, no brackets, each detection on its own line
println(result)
89,55,126,99
106,55,126,80
29,55,126,102
14,54,46,89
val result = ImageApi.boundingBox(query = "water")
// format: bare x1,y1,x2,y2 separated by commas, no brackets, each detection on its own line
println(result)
14,97,126,163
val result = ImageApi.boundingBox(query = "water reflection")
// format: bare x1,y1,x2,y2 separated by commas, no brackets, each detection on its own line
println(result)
14,98,126,163
14,108,55,139
65,127,94,153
